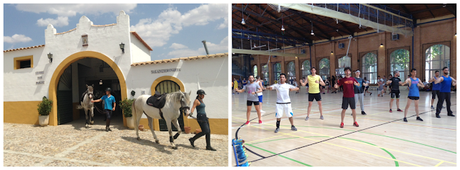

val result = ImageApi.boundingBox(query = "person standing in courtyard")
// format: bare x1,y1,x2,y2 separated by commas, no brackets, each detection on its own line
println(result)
91,88,116,132
266,73,299,133
434,67,457,118
334,67,361,128
187,89,216,151
235,75,263,125
403,68,425,122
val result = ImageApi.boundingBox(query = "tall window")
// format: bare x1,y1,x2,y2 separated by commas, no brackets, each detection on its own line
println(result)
301,60,311,78
425,44,450,81
273,63,281,83
253,65,258,78
287,62,295,81
262,64,269,84
319,58,330,80
336,55,351,78
362,53,377,84
390,49,410,80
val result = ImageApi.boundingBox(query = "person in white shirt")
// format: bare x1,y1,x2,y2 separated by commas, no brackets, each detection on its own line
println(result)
266,73,300,133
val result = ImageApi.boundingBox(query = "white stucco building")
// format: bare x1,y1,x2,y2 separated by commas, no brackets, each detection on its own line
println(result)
3,11,228,134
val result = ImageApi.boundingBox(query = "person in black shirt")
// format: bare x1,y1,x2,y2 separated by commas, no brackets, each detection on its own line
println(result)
386,71,407,113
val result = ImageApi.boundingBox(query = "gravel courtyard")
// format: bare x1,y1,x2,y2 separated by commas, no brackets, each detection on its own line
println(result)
4,119,228,166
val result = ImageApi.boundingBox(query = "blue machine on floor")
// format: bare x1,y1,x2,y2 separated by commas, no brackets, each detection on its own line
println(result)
232,139,249,167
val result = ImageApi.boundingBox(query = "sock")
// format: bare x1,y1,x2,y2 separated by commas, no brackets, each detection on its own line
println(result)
276,120,280,129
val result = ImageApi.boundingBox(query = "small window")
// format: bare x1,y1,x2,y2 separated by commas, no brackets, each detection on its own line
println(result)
14,55,33,70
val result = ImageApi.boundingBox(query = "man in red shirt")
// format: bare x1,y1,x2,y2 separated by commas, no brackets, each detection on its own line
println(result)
334,67,361,128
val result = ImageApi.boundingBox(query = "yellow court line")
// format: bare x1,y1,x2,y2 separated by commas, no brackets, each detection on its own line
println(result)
251,125,424,167
435,161,444,167
291,128,457,165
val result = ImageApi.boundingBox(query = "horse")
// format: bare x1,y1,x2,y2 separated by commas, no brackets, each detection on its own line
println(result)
80,84,95,128
132,91,191,149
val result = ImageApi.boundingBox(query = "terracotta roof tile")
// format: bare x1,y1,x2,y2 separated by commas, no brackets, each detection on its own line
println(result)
131,53,227,66
3,45,45,53
131,31,153,51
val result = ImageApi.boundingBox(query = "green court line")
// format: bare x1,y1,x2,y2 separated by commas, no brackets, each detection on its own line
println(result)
338,137,399,167
245,144,313,167
250,137,300,145
280,125,456,154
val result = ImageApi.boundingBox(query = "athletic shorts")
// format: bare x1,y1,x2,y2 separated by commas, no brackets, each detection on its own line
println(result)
365,86,369,90
258,95,263,103
341,97,356,110
390,91,400,99
432,90,439,99
275,103,293,118
308,93,322,102
408,96,420,100
247,101,260,106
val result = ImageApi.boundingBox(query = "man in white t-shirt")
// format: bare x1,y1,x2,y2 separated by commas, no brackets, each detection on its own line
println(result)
266,73,300,133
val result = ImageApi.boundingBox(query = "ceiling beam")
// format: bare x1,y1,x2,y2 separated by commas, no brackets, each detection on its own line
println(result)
399,5,411,14
412,5,444,14
425,5,436,18
445,6,456,17
232,49,307,58
277,3,413,36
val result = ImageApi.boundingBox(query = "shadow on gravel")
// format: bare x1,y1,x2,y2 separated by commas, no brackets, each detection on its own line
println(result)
120,136,173,154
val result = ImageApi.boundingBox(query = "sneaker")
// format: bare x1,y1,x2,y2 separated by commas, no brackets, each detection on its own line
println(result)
353,122,359,127
370,93,372,96
378,94,380,97
397,109,403,112
260,110,266,113
245,121,250,125
323,93,325,94
416,116,423,121
447,114,455,117
320,115,324,120
436,114,441,118
291,126,297,131
340,122,344,128
259,120,263,124
431,106,435,110
389,109,392,113
403,117,407,122
274,128,280,133
189,138,195,147
361,111,367,115
305,116,309,121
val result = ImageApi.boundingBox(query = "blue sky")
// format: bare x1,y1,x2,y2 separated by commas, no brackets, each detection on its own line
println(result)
3,4,228,60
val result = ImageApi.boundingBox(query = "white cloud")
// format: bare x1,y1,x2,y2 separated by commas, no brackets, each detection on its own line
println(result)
4,34,32,44
37,16,69,27
165,36,228,59
15,4,137,27
131,4,227,48
170,43,188,49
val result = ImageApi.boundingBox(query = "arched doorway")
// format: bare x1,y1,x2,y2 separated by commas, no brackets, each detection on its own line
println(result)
49,51,127,126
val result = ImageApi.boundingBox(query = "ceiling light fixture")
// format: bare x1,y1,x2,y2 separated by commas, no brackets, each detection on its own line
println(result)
311,21,315,36
241,5,246,25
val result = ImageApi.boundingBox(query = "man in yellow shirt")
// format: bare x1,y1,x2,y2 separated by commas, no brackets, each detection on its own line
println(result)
233,78,239,94
300,67,326,121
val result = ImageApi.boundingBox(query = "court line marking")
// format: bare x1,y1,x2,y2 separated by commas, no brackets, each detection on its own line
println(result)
249,125,421,167
435,161,444,167
245,144,312,167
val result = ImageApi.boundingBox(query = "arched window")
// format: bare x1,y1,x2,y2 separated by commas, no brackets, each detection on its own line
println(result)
301,60,311,78
336,55,351,78
287,62,295,81
262,64,269,84
273,63,281,83
155,80,180,93
253,65,258,78
390,49,410,80
425,44,450,81
319,58,330,80
362,53,377,84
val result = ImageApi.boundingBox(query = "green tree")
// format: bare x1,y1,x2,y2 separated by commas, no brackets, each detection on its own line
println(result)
390,49,410,70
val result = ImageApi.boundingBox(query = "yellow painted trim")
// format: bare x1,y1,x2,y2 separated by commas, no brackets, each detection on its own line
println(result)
48,51,127,126
150,76,186,131
14,55,33,70
137,118,228,135
4,101,41,124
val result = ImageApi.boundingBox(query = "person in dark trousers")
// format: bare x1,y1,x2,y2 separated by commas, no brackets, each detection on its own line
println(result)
434,67,457,118
187,89,216,151
91,88,116,132
387,70,406,113
429,70,442,110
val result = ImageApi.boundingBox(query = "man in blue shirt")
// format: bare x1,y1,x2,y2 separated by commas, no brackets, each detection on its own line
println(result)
434,67,457,118
92,88,116,132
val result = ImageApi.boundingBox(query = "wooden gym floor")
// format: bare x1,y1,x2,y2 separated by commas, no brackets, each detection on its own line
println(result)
231,87,456,167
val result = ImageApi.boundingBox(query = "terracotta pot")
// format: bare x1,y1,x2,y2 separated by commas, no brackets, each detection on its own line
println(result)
195,129,202,134
184,126,191,134
38,115,49,126
138,125,144,131
126,117,135,129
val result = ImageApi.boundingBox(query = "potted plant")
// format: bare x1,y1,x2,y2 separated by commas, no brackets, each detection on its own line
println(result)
37,96,52,126
119,98,135,129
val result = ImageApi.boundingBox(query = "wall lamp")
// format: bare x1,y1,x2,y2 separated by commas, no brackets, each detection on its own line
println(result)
380,43,384,47
47,52,53,63
120,42,125,53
